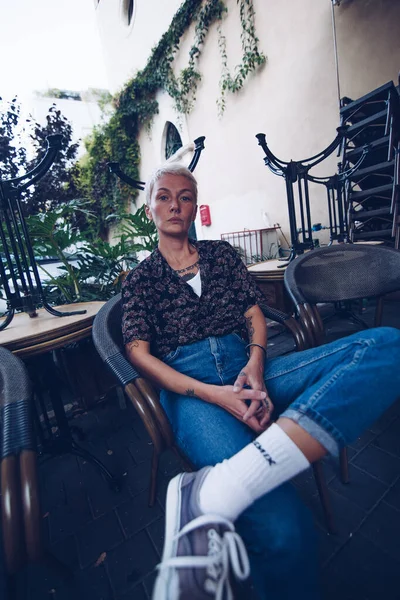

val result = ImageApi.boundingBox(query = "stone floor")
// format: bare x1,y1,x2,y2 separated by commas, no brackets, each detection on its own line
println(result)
2,300,400,599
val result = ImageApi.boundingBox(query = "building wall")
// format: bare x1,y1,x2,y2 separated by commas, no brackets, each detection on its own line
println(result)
95,0,400,246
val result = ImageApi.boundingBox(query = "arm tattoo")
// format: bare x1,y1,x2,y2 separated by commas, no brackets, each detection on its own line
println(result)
239,371,246,377
185,389,197,398
245,316,255,342
126,340,140,350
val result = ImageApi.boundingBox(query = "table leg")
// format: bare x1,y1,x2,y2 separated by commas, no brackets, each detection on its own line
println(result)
27,353,120,490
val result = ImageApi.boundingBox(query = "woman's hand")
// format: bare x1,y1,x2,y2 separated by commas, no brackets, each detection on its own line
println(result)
232,359,274,428
206,384,270,433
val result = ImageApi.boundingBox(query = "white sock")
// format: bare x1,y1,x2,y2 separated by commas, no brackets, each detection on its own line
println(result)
198,424,310,521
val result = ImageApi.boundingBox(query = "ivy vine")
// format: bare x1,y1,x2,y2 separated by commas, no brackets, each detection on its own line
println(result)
79,0,265,238
217,0,266,115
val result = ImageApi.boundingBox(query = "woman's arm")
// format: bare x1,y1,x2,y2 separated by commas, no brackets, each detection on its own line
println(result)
232,304,274,427
126,339,269,433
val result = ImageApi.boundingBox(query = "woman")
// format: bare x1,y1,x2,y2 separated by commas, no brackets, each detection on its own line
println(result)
122,162,400,600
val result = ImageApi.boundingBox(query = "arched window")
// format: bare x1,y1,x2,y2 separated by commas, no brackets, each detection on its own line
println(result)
163,122,197,239
165,122,183,160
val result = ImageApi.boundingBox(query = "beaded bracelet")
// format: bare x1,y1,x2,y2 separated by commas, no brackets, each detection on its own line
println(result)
245,343,267,357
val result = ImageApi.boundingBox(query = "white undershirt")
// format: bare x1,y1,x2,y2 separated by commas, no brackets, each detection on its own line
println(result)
186,269,202,297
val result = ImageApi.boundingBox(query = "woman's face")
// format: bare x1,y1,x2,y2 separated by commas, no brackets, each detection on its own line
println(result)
145,174,197,237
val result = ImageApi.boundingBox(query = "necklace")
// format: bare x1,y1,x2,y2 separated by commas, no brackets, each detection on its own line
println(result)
173,260,199,274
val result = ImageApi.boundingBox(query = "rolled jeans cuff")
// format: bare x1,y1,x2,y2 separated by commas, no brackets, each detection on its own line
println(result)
281,408,341,457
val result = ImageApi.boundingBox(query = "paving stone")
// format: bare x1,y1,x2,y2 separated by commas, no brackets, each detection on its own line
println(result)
48,504,92,544
359,502,400,562
120,582,148,600
95,399,130,434
142,569,158,598
125,459,153,497
328,464,387,511
291,466,319,497
347,429,376,452
131,417,153,443
50,534,79,570
383,478,400,510
159,448,183,477
76,511,125,568
155,472,174,507
39,456,71,512
79,458,132,518
373,417,400,458
99,442,138,481
106,423,137,447
107,531,158,595
128,435,154,464
26,562,72,599
146,517,165,557
322,533,400,600
42,512,51,546
304,488,367,543
352,445,400,484
72,564,114,600
117,490,162,539
368,398,400,435
319,451,356,483
315,525,342,566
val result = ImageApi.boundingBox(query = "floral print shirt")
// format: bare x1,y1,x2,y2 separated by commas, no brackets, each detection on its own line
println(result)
121,240,265,359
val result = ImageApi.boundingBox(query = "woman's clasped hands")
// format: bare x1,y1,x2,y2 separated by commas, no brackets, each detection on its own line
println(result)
207,360,274,433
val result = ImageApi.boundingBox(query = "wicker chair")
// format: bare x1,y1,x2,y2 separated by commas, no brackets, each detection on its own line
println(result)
284,244,400,347
0,346,41,581
0,347,71,598
92,293,333,519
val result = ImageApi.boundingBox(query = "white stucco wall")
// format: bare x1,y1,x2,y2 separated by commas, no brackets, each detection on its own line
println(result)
95,0,400,246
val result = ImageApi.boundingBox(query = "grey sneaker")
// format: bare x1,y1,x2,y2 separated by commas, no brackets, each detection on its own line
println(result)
152,467,250,600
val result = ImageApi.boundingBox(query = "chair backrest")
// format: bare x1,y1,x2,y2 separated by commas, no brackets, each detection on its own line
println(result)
92,293,140,386
0,347,41,574
92,293,178,453
284,244,400,306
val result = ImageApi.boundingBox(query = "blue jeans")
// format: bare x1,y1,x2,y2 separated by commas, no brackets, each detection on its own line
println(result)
160,327,400,600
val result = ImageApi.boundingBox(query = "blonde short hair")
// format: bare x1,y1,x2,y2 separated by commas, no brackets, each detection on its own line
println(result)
145,162,198,205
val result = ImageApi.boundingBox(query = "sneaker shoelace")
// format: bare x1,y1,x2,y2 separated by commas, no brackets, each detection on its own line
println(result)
157,514,250,600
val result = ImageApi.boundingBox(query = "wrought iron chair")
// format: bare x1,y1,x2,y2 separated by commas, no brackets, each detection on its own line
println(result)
92,294,342,532
284,243,400,531
284,243,400,348
0,347,71,598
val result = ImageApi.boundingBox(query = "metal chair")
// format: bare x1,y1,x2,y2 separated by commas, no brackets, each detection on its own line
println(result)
284,243,400,531
0,347,72,599
284,243,400,348
92,293,330,515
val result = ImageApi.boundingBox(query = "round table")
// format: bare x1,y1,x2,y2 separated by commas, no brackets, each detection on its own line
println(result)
248,259,292,312
0,301,117,487
0,301,105,357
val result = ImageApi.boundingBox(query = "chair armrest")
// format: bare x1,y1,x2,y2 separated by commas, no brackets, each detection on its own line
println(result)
20,450,43,563
1,400,40,573
105,351,140,386
123,382,165,454
134,378,175,447
1,455,24,573
260,303,308,351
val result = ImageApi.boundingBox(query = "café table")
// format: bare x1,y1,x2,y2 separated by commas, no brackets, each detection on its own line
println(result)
0,301,119,488
247,259,292,313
